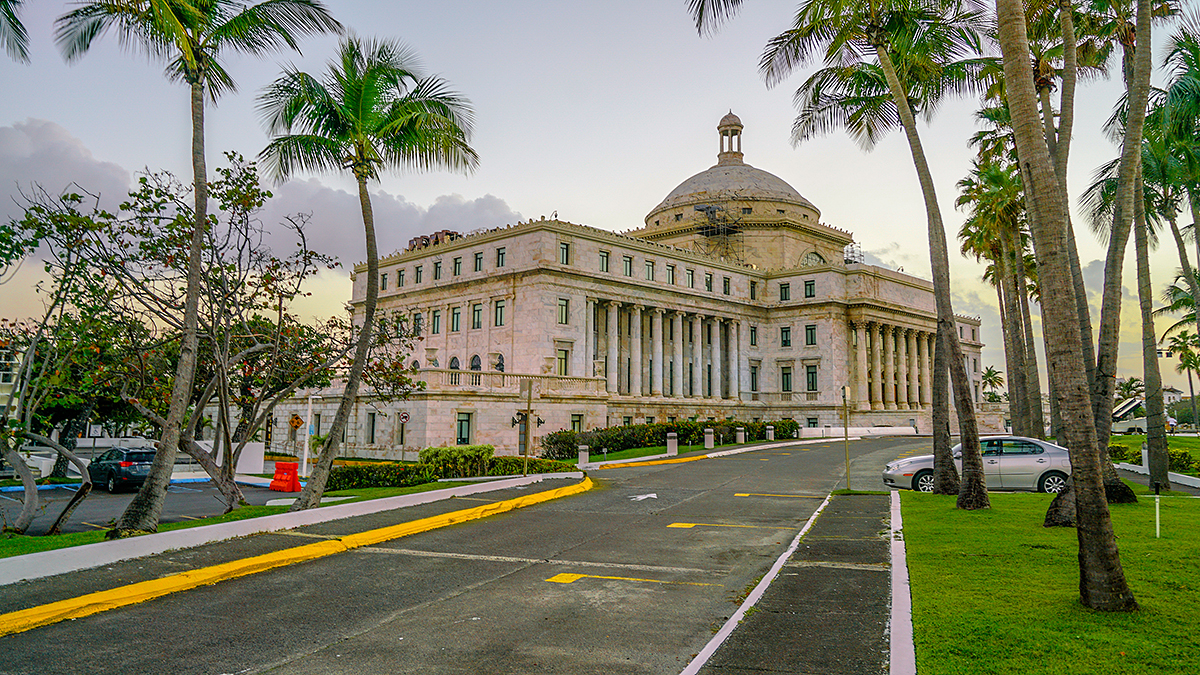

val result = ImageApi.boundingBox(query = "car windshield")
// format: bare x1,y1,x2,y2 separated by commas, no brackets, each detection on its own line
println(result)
126,452,155,463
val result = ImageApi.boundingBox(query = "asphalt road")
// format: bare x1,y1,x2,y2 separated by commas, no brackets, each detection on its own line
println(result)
0,437,925,674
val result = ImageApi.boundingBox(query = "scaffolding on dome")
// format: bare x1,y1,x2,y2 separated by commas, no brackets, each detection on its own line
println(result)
692,203,745,263
843,242,865,265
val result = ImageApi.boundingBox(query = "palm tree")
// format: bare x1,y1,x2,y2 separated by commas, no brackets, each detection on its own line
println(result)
689,0,989,508
1156,271,1200,335
1115,376,1145,401
258,36,478,510
0,0,28,62
1165,330,1200,429
55,0,342,535
994,0,1139,610
981,365,1004,395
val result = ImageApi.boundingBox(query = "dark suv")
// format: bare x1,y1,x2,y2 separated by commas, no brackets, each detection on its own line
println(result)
87,447,156,493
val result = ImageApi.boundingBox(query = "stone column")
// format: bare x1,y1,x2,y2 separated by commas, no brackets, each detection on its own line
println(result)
672,312,684,397
896,328,909,410
870,322,883,411
906,329,918,408
630,305,643,396
920,332,932,407
584,298,594,374
651,308,664,396
606,301,619,393
854,322,869,410
883,324,896,410
724,319,734,398
712,318,723,398
691,314,702,398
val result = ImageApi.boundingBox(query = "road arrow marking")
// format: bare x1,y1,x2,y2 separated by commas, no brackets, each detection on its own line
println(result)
545,572,720,587
629,493,657,501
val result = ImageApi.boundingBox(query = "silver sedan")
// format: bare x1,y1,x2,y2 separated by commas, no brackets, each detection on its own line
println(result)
882,436,1072,493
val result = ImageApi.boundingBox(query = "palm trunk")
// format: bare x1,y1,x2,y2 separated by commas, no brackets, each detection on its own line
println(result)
112,80,210,536
995,0,1137,611
999,243,1029,435
1135,180,1168,486
1016,261,1045,437
2,442,39,533
932,327,959,493
872,43,984,508
50,401,93,478
1188,369,1197,431
290,171,380,510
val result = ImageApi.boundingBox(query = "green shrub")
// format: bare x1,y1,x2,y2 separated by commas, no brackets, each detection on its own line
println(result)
1108,445,1134,463
1169,448,1197,473
487,457,576,476
419,445,495,478
539,419,802,459
325,463,437,491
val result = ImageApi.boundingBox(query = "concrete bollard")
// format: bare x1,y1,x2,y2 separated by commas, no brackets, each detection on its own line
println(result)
667,432,678,456
579,445,589,465
704,428,714,450
736,427,745,444
1142,442,1148,468
766,425,775,441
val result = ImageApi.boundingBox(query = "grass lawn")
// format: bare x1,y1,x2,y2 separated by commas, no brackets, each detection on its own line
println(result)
1107,435,1200,475
0,480,472,560
902,489,1200,674
561,442,740,465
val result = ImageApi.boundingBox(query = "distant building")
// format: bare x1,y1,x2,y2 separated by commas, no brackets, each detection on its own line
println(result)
274,114,995,458
1164,386,1184,406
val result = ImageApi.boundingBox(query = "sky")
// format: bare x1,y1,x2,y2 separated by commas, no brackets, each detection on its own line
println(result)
0,0,1194,393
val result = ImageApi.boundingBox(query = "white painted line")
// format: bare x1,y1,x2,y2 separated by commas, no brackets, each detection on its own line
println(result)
364,548,727,576
706,437,861,459
890,490,916,675
678,493,833,675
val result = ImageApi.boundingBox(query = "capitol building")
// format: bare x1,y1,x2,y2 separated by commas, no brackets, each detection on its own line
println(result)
278,114,991,458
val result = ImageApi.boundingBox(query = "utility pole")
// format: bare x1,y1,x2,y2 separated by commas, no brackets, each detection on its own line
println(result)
523,380,533,476
843,385,851,492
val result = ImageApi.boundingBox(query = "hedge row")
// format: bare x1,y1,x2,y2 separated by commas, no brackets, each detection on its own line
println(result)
325,463,438,491
1108,444,1198,473
540,419,802,461
325,448,577,490
419,444,494,478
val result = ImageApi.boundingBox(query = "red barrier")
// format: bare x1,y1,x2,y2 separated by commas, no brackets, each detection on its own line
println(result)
269,462,301,492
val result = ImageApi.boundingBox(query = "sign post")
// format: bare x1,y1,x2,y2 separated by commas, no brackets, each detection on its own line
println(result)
843,385,851,492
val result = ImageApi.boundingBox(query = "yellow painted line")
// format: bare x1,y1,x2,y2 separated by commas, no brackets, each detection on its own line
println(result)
545,572,719,587
0,477,593,638
734,493,824,499
80,522,108,531
178,515,203,521
597,455,706,470
667,522,791,530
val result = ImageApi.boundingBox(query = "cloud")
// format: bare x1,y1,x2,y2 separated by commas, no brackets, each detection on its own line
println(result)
0,119,131,221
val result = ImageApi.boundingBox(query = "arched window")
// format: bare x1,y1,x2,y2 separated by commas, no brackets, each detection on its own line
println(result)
411,360,420,370
496,354,505,372
801,251,826,267
449,357,461,370
470,355,482,371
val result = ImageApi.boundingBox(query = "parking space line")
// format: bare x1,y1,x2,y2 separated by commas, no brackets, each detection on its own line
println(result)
667,522,793,530
364,548,727,575
545,572,721,587
80,522,108,530
784,561,889,572
734,493,824,499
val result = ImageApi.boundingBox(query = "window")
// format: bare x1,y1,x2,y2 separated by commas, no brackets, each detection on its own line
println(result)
741,207,752,215
367,412,377,444
780,283,790,301
494,300,506,327
380,272,388,290
414,312,424,336
666,265,675,284
472,303,483,329
781,326,792,347
623,256,633,277
431,310,442,334
599,250,610,272
470,354,482,370
415,265,423,283
450,307,461,332
807,417,819,428
646,416,655,424
496,354,505,372
722,277,730,295
749,326,757,346
474,251,483,272
496,247,506,267
705,273,713,291
456,412,472,445
805,324,817,346
972,328,977,341
645,261,655,280
973,357,978,373
624,416,633,426
453,257,462,276
557,348,569,376
686,269,695,288
571,414,584,433
397,269,405,287
750,365,759,391
781,367,793,392
433,261,442,280
806,365,818,391
750,281,757,300
313,413,321,436
960,326,964,338
777,209,785,215
804,280,815,297
559,242,570,265
674,213,683,221
558,298,570,325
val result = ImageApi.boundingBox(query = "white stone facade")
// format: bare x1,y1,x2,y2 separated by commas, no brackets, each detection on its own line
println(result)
271,114,994,457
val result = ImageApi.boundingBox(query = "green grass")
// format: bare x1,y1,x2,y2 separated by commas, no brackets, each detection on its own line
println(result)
0,480,472,560
0,476,82,488
562,442,743,465
902,491,1200,674
1108,434,1200,461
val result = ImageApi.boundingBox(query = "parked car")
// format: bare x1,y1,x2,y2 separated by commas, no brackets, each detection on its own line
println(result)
882,436,1071,493
87,447,156,493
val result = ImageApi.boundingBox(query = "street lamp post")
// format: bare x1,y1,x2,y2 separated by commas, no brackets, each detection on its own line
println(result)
302,393,317,478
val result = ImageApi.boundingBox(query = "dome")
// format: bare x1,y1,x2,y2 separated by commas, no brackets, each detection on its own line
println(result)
719,111,743,128
649,162,818,214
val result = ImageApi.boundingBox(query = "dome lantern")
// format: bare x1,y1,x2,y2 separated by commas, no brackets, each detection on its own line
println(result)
717,111,744,166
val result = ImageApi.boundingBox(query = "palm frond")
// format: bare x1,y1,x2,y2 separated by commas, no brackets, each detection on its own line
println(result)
1,0,30,63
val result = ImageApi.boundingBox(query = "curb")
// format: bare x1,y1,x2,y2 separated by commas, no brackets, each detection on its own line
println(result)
584,437,862,471
889,490,916,675
0,475,577,586
0,477,593,637
1114,462,1200,489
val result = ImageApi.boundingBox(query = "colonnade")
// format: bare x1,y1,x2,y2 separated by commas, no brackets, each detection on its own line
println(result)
850,321,933,411
587,299,741,399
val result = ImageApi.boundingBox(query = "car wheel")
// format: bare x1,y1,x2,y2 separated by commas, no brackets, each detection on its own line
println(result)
913,470,935,493
107,475,118,493
1039,472,1068,494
